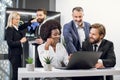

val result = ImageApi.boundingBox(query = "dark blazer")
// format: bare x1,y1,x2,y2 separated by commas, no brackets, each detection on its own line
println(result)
80,39,116,80
5,26,25,80
5,27,24,61
63,20,90,54
82,39,116,67
19,18,40,38
18,20,31,36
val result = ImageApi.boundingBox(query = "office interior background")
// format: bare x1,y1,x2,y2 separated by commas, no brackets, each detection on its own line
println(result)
0,0,120,80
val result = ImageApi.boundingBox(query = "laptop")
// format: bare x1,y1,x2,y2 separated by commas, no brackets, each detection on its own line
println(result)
57,51,102,70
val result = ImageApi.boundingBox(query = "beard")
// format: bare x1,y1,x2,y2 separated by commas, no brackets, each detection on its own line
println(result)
89,37,100,44
75,20,83,27
37,18,45,23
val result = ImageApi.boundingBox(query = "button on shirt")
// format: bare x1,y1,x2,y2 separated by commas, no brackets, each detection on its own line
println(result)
92,41,103,65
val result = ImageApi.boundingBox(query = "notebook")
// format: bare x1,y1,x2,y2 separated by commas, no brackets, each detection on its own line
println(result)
57,51,102,70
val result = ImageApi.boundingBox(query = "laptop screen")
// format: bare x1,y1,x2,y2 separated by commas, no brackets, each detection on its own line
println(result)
67,51,102,69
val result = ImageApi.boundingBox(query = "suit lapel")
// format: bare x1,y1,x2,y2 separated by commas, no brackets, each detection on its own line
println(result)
97,40,106,58
85,41,93,51
83,22,89,39
72,21,81,42
89,43,94,51
98,40,105,51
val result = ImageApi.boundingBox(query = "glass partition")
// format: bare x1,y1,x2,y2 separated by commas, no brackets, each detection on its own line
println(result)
0,0,13,80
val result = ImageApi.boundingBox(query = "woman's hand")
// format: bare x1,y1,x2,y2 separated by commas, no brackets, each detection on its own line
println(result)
45,38,54,50
20,37,27,43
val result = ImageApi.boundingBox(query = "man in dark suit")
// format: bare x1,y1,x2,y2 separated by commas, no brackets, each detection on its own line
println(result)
19,8,47,43
63,7,90,58
32,8,47,68
82,23,116,80
19,8,47,68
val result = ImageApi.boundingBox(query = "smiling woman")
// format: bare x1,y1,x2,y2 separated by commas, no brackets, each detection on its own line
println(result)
37,20,69,69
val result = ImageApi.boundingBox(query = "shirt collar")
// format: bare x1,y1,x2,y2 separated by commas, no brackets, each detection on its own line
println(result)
74,21,84,29
13,25,18,31
93,40,102,47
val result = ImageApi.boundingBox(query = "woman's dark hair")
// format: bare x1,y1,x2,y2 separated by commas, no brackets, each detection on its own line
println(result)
40,20,61,41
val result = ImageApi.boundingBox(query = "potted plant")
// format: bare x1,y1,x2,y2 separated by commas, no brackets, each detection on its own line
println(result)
25,57,34,71
43,56,53,71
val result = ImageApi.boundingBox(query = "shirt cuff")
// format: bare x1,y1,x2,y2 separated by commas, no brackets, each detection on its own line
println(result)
98,59,103,64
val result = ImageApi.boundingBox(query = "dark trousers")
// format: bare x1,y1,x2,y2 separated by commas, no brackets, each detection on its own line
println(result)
35,44,42,67
10,55,22,80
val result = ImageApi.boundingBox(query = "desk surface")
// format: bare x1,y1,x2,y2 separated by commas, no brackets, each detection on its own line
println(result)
18,67,120,79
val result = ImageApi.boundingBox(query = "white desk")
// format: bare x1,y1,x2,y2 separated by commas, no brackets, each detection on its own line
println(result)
18,67,120,80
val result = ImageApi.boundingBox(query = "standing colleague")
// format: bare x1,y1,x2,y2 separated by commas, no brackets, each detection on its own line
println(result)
31,8,47,67
33,8,47,44
19,8,47,67
19,8,47,44
82,23,116,80
63,7,90,57
5,11,27,80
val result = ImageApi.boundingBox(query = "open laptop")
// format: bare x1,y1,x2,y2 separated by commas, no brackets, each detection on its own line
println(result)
57,51,102,70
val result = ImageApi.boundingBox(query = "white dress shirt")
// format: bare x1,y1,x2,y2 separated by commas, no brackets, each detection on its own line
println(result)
93,40,103,64
37,42,69,68
75,22,85,47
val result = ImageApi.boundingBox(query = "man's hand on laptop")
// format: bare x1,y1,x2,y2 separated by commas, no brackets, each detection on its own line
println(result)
95,61,105,69
68,54,73,60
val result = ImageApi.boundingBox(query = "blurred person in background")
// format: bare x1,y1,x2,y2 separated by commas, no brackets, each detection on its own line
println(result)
19,8,47,68
5,11,27,80
19,8,47,44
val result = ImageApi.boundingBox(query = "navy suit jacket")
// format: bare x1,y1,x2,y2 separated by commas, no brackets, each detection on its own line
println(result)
63,20,90,54
82,39,116,67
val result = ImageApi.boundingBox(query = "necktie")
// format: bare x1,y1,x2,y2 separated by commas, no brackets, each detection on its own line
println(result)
94,44,98,51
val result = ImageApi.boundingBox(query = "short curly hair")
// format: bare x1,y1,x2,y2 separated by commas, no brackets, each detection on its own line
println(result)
40,20,61,41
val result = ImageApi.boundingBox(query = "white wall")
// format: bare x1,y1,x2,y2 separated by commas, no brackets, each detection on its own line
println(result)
56,0,120,79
